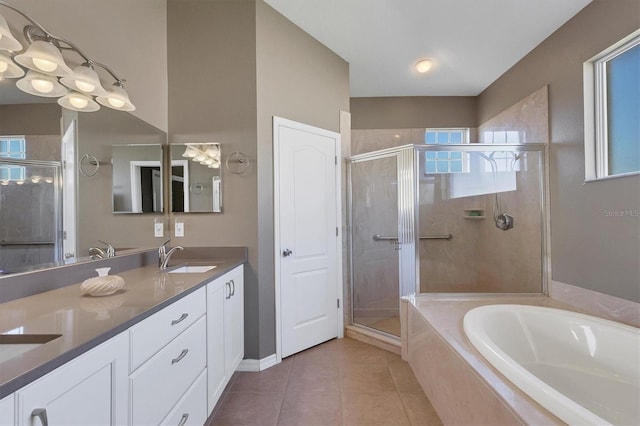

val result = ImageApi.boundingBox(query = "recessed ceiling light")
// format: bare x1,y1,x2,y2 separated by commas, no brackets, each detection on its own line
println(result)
415,59,433,73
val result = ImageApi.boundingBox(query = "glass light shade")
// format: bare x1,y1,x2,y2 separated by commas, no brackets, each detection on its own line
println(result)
16,70,68,97
193,154,206,162
60,64,107,96
95,83,135,111
0,14,22,52
14,40,73,77
0,51,24,78
415,59,433,73
182,147,198,158
58,91,100,112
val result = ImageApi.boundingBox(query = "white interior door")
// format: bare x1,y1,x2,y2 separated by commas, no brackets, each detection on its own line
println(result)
274,117,342,359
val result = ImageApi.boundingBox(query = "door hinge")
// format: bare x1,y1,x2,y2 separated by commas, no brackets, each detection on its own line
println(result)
336,227,339,237
335,156,338,165
337,299,340,309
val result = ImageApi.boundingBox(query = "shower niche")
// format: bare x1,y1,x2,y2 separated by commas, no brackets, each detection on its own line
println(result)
347,144,546,337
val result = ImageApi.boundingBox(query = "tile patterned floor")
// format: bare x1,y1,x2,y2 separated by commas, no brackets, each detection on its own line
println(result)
206,337,442,426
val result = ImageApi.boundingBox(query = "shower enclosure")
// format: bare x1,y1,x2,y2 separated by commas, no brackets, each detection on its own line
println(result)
348,144,546,337
0,159,62,273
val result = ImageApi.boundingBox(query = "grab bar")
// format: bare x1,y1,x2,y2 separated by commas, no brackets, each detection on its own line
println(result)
0,241,55,246
372,234,452,241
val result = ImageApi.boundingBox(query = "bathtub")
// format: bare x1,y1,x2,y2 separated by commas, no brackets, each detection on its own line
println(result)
463,304,640,426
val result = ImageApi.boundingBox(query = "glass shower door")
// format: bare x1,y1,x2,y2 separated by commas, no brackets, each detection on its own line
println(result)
349,154,401,336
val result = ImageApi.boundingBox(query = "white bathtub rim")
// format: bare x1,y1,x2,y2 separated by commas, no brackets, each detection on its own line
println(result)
463,304,639,426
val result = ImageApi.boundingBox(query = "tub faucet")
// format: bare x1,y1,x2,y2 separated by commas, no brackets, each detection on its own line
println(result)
159,239,184,270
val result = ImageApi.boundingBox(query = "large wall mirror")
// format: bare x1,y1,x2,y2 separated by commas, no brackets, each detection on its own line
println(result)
170,143,222,213
0,92,167,274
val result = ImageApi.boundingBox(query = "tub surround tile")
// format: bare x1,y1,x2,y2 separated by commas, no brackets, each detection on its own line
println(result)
550,280,640,327
405,294,566,425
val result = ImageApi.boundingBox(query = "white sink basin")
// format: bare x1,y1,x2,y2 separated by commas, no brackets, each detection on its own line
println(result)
169,265,217,273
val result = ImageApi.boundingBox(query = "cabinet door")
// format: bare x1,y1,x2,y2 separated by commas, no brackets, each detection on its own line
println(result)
224,266,244,377
206,278,227,413
0,394,14,426
16,332,128,426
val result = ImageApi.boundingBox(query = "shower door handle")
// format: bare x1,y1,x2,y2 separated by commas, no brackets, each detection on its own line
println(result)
282,248,293,257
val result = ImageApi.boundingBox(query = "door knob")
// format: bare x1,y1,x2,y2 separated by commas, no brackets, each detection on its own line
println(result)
282,249,293,257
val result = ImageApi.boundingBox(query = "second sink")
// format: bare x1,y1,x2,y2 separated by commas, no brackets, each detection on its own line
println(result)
168,265,217,274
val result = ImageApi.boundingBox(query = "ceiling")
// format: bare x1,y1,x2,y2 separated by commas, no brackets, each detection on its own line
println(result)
264,0,592,97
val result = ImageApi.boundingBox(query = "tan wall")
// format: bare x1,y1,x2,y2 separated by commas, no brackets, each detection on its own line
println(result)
477,0,640,302
255,0,350,357
7,0,168,132
351,96,477,130
167,0,259,356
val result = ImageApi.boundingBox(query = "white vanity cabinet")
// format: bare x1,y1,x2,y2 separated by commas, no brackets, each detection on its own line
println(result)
206,265,244,412
0,394,14,426
128,287,207,426
14,332,128,426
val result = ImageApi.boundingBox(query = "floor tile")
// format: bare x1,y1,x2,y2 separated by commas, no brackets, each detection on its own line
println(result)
342,392,410,426
230,359,292,393
342,364,397,393
399,392,442,426
388,360,423,393
210,391,284,426
287,362,341,393
277,391,342,426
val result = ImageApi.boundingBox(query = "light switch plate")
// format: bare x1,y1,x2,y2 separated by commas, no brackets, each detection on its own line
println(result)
175,221,184,237
154,222,164,238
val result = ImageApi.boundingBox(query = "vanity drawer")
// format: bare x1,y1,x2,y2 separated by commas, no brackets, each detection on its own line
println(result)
160,369,207,426
130,316,206,426
130,287,205,371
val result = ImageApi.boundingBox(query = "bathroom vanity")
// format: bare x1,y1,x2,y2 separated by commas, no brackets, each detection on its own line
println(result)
0,249,245,425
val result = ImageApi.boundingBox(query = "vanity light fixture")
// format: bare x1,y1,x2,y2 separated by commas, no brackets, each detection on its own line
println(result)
16,69,67,97
0,51,23,78
182,144,221,169
415,58,433,73
0,0,135,112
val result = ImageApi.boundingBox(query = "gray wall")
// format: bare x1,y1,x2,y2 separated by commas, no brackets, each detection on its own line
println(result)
351,96,477,130
168,0,349,359
255,0,350,357
478,0,640,302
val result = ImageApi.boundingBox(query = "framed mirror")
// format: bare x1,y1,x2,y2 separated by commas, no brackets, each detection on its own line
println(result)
112,144,164,214
170,143,222,213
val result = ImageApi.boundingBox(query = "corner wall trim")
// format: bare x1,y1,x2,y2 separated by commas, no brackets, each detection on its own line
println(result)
236,354,278,372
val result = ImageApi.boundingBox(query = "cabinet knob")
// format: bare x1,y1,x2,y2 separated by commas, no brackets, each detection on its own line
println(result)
31,408,49,426
282,248,293,257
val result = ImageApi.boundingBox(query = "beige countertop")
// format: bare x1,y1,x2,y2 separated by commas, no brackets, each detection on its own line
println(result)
0,257,245,398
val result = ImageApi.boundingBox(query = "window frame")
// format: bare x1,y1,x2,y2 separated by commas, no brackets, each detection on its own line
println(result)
584,29,640,182
423,128,470,175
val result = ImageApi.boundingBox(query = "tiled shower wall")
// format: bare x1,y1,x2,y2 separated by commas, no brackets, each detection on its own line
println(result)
350,87,549,297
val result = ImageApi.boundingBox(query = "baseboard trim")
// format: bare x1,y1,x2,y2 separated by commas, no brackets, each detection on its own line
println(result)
236,354,278,372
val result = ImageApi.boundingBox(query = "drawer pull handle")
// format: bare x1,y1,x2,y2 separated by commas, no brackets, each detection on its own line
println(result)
225,282,231,299
230,279,235,296
31,408,49,426
171,313,189,325
171,349,189,364
178,413,189,426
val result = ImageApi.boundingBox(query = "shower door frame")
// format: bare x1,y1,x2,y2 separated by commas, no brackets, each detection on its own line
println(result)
347,143,549,333
346,145,418,335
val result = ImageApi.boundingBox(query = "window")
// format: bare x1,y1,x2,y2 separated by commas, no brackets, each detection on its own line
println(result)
424,128,469,174
0,136,26,181
584,30,640,180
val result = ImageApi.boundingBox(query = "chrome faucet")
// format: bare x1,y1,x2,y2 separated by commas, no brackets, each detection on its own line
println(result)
159,239,184,270
89,240,116,260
